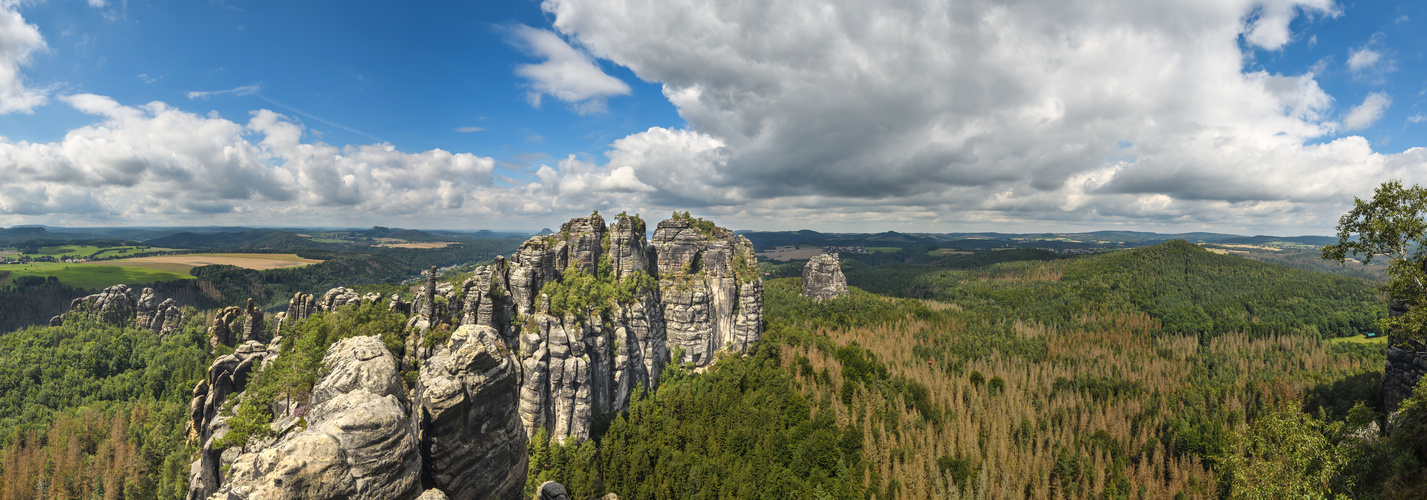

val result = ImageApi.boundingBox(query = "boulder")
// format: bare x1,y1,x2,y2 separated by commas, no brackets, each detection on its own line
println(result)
535,482,572,500
801,253,848,300
213,336,422,500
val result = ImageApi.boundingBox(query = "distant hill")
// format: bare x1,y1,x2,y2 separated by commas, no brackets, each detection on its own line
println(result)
0,226,56,243
740,228,1330,252
356,226,448,242
1212,235,1339,246
144,229,333,251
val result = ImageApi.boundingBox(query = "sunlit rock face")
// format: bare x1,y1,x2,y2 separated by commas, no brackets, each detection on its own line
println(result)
467,213,763,443
801,253,848,301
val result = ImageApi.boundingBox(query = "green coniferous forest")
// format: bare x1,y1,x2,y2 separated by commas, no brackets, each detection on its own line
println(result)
3,240,1427,498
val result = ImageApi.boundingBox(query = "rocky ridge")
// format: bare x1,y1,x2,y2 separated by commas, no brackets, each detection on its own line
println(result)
59,284,185,337
456,213,765,442
184,212,758,497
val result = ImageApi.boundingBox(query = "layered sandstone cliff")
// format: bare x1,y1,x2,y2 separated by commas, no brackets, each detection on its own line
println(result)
446,213,763,443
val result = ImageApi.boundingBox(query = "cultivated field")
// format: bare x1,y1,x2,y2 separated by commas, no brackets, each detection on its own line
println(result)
375,242,454,249
92,253,324,274
0,262,192,289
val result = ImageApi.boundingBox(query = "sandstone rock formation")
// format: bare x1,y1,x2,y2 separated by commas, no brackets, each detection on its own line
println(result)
187,341,271,499
320,287,361,311
801,253,848,300
535,482,573,500
418,324,527,500
211,336,423,500
1386,300,1426,413
651,217,764,366
66,284,185,335
243,298,267,344
277,292,317,335
71,284,137,325
450,212,762,443
186,329,528,500
208,306,243,351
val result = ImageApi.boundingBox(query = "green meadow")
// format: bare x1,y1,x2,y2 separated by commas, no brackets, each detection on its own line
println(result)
0,261,192,290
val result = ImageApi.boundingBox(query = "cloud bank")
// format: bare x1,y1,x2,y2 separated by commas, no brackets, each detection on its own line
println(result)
531,0,1423,232
3,0,1425,234
0,95,646,226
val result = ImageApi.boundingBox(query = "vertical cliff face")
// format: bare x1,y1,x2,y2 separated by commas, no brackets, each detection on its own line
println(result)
482,212,763,443
650,218,764,366
418,324,527,500
1385,300,1426,413
802,253,848,301
608,215,648,280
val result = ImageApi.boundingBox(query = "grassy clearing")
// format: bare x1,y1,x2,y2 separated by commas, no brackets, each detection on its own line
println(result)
93,253,323,274
12,245,171,260
866,246,901,253
1327,334,1388,345
375,242,454,249
927,248,972,256
0,262,192,289
32,245,104,258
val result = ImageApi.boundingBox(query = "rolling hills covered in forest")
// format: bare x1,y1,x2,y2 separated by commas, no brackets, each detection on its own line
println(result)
0,230,1418,499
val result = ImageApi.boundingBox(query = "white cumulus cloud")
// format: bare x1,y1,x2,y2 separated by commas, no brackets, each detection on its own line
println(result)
509,25,630,115
0,93,665,227
1342,92,1391,131
534,0,1426,233
0,3,48,113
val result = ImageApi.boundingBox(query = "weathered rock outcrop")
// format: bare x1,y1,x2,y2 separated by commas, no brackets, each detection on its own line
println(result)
208,306,243,351
243,298,267,344
212,336,423,500
187,341,271,499
320,287,361,311
66,285,185,335
277,292,317,335
651,218,764,366
1386,300,1426,413
136,287,160,327
802,253,848,300
71,284,138,325
1385,342,1426,413
518,309,604,442
496,213,760,443
419,324,527,500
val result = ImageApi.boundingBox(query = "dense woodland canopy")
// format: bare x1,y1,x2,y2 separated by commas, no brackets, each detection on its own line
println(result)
1,240,1424,499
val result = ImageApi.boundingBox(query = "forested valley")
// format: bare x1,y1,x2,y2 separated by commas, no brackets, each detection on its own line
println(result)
1,239,1424,498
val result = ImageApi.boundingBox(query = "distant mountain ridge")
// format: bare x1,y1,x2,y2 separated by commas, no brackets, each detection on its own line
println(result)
737,229,1338,251
143,229,333,250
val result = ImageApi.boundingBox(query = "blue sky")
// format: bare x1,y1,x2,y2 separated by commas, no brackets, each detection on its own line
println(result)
1,0,1425,234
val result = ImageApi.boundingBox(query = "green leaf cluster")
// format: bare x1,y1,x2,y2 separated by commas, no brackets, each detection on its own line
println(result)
1323,180,1427,343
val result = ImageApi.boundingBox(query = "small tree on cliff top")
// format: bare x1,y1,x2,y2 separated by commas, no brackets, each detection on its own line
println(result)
1322,180,1427,343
